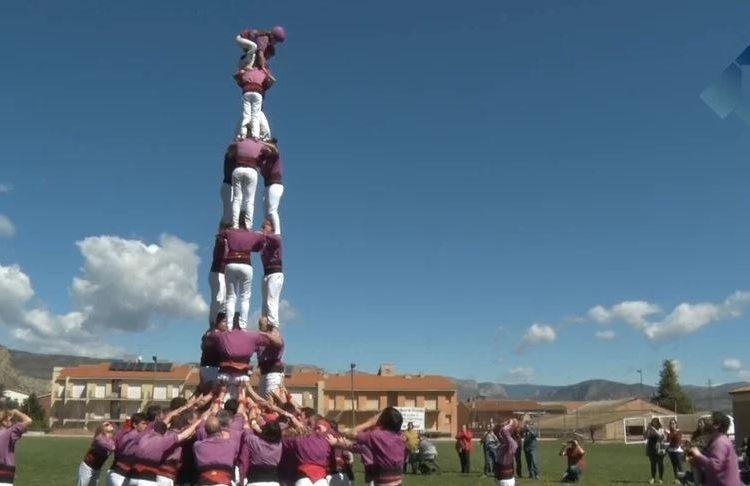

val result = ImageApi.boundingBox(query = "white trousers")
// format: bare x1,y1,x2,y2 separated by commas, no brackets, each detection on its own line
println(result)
220,182,233,226
496,479,515,486
209,271,226,326
77,462,100,486
259,111,271,140
231,167,258,230
294,479,327,486
218,373,249,400
236,36,258,69
239,92,263,139
264,184,284,235
247,482,280,486
106,471,129,486
259,372,284,397
225,263,253,329
157,476,173,486
128,479,156,486
262,272,284,327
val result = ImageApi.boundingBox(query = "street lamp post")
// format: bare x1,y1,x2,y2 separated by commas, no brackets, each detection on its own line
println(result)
350,363,356,430
152,356,158,401
637,369,643,399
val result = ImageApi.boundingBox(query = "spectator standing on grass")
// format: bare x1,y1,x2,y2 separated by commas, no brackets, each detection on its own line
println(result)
523,422,540,480
481,423,499,476
645,417,666,484
402,422,420,474
688,411,741,486
665,418,684,484
456,424,473,474
0,409,32,486
687,417,709,486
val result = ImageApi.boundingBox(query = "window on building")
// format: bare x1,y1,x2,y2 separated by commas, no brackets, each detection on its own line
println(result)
423,398,437,410
343,399,358,410
328,398,335,411
291,392,303,405
171,386,179,398
366,398,379,411
71,384,85,398
404,397,416,408
94,385,106,399
153,385,167,400
444,414,452,425
127,385,142,400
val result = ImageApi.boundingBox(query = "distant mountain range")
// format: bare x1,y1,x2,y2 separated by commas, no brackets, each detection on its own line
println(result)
452,378,745,412
0,346,743,411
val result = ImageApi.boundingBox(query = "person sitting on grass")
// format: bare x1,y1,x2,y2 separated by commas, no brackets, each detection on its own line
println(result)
559,438,585,483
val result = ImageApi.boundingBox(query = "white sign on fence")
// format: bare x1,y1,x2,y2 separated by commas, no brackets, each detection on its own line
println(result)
396,407,426,431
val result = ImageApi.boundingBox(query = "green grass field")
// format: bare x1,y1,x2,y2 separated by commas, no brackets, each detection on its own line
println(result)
14,437,676,485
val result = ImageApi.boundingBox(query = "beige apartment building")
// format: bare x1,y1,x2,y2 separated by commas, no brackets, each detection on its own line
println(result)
50,362,458,435
49,362,194,430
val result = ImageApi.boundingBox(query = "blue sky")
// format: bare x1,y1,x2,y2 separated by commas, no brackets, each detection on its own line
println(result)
1,0,750,387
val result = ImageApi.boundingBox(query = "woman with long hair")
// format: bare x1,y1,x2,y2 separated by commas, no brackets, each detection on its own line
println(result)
77,421,116,486
665,419,684,483
645,417,666,484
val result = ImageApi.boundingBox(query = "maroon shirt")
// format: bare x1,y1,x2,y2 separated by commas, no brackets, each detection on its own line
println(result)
260,154,283,186
0,423,26,468
83,435,115,470
286,432,332,467
261,234,282,276
239,31,277,61
228,139,274,171
258,335,284,374
200,330,220,367
218,229,267,265
111,427,140,474
356,429,406,472
234,68,274,95
216,329,270,366
238,430,283,481
134,429,179,465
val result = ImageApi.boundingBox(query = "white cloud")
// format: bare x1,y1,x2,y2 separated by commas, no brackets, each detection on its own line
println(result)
520,323,557,348
0,234,208,356
594,330,615,340
0,214,15,238
0,264,122,357
0,184,12,194
587,292,749,343
506,367,535,383
587,301,661,329
643,291,750,342
723,358,743,372
72,235,207,332
670,359,683,373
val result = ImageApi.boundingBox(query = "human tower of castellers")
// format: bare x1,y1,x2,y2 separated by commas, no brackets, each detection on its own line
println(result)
0,26,421,486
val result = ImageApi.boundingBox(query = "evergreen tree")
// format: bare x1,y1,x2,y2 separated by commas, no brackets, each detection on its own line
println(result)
652,359,693,413
20,393,46,424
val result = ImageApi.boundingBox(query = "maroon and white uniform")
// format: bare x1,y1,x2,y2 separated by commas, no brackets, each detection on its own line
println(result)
258,331,285,396
208,230,227,328
193,435,239,486
261,234,284,328
106,427,140,486
220,145,234,227
234,68,274,140
260,152,284,235
228,139,277,231
77,435,115,486
216,229,267,330
237,430,283,485
129,429,182,486
0,423,26,486
284,432,332,486
215,328,273,399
